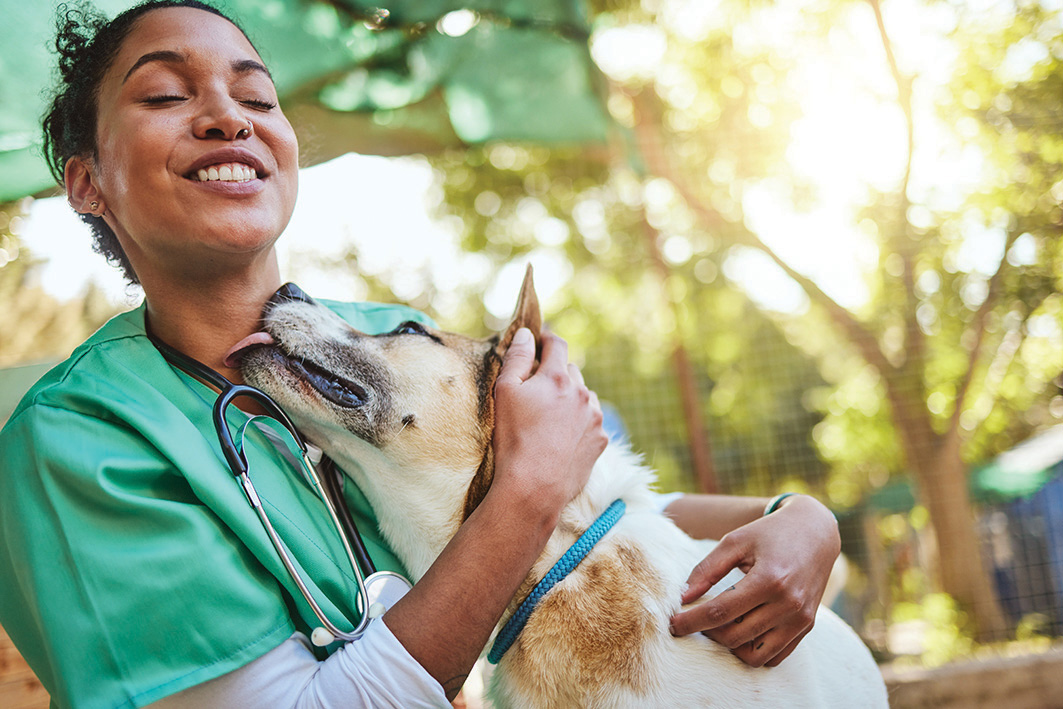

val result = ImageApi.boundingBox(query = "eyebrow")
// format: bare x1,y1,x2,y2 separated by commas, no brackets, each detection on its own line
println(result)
123,51,272,83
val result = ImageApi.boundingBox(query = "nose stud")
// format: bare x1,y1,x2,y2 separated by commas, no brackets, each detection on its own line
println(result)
236,121,253,139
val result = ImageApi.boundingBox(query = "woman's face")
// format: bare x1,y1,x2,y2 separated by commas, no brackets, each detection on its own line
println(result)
82,7,299,282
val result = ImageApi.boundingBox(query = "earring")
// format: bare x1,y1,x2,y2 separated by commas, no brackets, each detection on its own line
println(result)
89,201,99,213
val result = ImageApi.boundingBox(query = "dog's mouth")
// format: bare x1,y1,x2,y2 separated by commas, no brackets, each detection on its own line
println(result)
227,332,369,409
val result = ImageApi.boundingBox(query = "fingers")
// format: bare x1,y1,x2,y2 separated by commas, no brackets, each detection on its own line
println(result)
491,328,606,508
699,599,773,650
496,327,536,387
537,329,569,377
764,628,809,667
568,362,585,387
679,538,747,605
671,575,754,637
728,621,811,668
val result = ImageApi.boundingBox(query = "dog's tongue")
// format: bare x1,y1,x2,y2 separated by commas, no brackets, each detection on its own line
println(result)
223,332,275,368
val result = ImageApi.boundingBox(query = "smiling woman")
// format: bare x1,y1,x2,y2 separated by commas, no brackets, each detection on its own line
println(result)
0,2,616,707
62,8,298,297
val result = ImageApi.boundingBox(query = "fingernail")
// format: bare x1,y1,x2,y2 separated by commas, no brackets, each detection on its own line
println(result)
669,621,677,636
513,328,532,345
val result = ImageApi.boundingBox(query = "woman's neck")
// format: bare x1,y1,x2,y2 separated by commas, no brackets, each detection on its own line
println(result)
144,254,283,386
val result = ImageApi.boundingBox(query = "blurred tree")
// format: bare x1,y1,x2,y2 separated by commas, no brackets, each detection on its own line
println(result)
0,200,116,368
418,0,1063,641
285,0,1063,643
423,0,824,496
754,0,1063,640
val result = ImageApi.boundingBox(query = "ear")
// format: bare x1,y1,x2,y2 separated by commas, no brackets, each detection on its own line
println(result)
463,265,544,523
496,264,542,355
64,156,104,215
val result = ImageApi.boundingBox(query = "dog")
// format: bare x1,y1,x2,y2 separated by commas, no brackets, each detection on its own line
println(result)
237,268,888,708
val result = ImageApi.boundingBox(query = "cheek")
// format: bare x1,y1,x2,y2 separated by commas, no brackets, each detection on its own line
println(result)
96,122,171,201
391,371,484,467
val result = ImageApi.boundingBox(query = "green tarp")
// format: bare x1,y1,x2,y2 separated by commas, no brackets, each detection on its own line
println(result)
0,0,610,202
865,425,1063,513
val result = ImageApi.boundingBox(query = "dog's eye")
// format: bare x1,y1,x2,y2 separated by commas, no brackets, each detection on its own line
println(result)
392,321,429,336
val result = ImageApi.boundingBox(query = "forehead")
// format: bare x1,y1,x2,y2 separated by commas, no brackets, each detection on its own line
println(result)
108,6,264,82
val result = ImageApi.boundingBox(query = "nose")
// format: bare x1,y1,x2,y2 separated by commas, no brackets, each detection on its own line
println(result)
269,283,316,306
192,93,253,141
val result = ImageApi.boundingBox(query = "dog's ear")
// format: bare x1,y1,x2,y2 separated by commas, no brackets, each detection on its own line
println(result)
496,264,542,356
462,265,542,523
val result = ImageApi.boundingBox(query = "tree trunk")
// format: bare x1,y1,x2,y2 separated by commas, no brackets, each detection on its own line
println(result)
635,212,719,494
889,385,1009,640
672,344,718,494
923,430,1009,640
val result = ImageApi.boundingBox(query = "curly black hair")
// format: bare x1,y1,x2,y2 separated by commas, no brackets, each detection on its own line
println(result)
41,1,246,284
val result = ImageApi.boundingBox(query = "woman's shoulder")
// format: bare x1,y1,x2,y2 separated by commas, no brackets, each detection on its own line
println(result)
3,304,161,427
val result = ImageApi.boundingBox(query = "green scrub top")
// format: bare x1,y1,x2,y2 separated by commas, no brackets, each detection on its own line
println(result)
0,297,434,709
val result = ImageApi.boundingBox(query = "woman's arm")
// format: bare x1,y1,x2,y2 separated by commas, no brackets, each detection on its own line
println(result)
666,492,841,668
662,493,770,539
382,327,607,699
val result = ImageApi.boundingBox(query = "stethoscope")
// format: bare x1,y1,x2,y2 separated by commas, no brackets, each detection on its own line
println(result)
147,331,412,647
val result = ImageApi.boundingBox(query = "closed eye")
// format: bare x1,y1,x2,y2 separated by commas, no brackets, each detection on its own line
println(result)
391,321,429,336
143,95,186,104
242,98,277,110
389,321,443,344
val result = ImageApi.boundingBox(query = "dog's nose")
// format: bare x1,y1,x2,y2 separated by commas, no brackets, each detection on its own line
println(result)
269,283,316,306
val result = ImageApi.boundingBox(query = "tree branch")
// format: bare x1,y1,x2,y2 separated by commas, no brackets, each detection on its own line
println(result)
624,86,896,376
868,0,925,385
959,283,1050,435
868,0,914,203
950,229,1024,430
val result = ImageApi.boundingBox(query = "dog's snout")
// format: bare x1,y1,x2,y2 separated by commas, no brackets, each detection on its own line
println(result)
269,283,316,307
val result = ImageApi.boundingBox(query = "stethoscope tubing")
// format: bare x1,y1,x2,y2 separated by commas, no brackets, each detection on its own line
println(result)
147,331,380,643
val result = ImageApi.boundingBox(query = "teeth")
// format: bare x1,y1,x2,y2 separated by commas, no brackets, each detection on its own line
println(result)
193,162,258,182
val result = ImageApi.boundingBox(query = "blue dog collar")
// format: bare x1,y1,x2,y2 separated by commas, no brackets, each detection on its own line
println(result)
488,498,626,664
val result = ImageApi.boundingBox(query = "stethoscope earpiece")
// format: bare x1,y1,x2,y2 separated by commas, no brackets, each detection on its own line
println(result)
311,627,336,647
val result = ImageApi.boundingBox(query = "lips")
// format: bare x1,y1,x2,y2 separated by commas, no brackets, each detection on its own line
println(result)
185,147,267,180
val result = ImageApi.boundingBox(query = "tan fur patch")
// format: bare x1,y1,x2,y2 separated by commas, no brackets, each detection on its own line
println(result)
504,541,663,704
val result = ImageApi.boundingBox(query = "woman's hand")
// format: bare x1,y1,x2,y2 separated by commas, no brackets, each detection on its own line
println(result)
384,327,606,700
490,327,607,515
669,494,841,667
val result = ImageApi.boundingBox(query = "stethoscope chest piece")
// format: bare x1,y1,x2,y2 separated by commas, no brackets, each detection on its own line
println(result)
365,570,413,618
310,572,412,646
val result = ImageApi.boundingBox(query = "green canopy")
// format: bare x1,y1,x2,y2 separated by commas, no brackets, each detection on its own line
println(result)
0,0,610,202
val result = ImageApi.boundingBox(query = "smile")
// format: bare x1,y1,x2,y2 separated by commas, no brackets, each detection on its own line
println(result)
192,162,257,182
